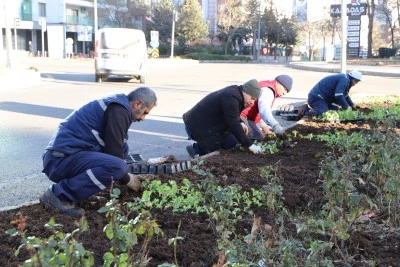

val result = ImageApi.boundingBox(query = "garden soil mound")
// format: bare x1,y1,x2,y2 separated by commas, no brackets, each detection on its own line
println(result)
1,119,400,266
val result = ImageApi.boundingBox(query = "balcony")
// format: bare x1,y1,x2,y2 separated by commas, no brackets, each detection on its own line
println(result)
66,15,94,26
20,12,33,21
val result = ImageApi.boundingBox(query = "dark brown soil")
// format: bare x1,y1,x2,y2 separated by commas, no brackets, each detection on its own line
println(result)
1,118,400,267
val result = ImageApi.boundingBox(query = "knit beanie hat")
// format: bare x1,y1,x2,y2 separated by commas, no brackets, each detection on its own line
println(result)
275,75,293,92
242,79,261,99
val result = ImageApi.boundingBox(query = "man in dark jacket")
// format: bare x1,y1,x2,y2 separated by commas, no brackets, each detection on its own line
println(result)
183,79,263,157
40,87,157,216
304,70,362,117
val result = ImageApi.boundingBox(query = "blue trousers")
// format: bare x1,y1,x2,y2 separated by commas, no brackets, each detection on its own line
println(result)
42,150,128,203
307,93,339,116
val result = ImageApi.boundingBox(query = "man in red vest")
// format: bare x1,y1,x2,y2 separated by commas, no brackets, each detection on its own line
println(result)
240,75,293,140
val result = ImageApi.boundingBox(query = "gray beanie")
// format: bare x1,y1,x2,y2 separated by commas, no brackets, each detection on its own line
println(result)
275,75,293,91
242,79,261,99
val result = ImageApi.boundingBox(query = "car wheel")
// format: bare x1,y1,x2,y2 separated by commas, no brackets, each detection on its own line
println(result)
95,74,103,83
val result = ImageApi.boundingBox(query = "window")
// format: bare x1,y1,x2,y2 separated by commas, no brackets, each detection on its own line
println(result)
39,2,46,17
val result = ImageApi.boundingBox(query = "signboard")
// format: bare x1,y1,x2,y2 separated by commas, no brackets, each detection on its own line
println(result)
330,0,367,58
150,31,159,48
330,3,367,17
77,25,92,42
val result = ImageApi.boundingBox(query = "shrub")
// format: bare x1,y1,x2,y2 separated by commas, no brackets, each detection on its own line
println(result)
378,47,397,58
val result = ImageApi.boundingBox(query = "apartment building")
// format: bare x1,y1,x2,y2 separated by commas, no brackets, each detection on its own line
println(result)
0,0,146,59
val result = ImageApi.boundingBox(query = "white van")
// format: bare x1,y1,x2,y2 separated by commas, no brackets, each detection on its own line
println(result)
95,28,148,83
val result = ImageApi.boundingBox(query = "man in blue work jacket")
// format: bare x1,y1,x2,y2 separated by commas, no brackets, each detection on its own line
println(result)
302,70,362,117
40,87,157,216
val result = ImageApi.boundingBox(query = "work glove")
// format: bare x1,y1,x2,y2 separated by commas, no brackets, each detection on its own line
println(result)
126,173,142,192
126,174,157,192
273,124,286,136
147,155,175,164
241,122,249,136
248,144,263,154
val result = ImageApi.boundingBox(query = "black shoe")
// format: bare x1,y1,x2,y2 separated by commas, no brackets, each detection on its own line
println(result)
40,187,85,217
186,144,198,158
297,103,310,118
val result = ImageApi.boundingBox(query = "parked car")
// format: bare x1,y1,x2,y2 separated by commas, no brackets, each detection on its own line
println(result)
94,28,148,83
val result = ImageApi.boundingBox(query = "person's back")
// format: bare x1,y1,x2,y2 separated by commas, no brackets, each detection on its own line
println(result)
183,85,243,136
309,73,349,103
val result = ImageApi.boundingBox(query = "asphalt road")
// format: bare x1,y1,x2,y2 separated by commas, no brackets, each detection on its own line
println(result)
1,58,399,209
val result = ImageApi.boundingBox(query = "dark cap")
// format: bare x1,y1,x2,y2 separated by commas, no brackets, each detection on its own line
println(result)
275,75,293,91
242,79,261,99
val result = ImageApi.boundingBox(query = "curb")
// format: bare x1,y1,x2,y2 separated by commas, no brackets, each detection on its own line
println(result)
0,68,42,91
289,62,400,78
0,200,40,212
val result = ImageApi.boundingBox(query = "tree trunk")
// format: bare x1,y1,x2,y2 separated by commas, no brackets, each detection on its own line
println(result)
367,0,375,58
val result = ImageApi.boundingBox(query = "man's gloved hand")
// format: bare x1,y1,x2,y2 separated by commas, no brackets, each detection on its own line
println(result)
126,173,142,192
126,174,157,191
352,105,361,111
241,122,249,136
273,124,286,136
248,144,263,154
147,156,175,164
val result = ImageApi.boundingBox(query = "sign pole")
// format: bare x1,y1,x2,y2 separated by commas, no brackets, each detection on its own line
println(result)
341,0,347,74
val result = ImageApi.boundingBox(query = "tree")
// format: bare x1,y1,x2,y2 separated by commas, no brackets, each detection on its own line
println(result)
176,0,209,44
97,0,149,29
376,0,398,48
367,0,376,57
261,6,279,55
98,0,130,28
150,0,175,45
245,0,261,58
218,0,247,55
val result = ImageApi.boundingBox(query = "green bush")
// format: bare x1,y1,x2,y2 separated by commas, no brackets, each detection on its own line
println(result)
183,52,251,61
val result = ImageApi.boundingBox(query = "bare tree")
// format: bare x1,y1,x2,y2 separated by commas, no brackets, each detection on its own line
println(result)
301,20,325,61
367,0,376,57
217,0,246,55
376,0,398,48
98,0,130,28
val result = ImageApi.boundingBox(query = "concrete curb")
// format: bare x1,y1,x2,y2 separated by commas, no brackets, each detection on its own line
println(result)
0,200,40,212
0,68,42,91
289,62,400,78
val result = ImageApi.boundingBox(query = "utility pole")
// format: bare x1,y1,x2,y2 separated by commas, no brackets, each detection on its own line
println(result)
341,0,347,73
257,8,261,60
94,0,98,47
3,0,11,68
170,9,176,58
14,17,19,50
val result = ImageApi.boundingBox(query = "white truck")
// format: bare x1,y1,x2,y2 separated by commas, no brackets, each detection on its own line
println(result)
94,28,148,83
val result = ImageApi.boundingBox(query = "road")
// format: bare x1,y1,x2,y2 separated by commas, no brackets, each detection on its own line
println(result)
1,58,399,209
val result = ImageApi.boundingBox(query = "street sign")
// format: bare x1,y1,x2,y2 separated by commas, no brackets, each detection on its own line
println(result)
150,40,159,48
151,31,159,42
330,3,367,17
14,17,20,27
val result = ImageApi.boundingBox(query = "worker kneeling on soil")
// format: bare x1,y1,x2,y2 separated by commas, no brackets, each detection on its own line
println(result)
240,74,293,140
40,87,157,217
301,70,362,117
183,79,264,158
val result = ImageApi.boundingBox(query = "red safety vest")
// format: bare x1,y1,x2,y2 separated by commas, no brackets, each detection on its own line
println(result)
240,80,279,123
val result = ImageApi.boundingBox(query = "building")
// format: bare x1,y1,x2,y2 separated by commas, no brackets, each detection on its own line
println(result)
0,0,146,59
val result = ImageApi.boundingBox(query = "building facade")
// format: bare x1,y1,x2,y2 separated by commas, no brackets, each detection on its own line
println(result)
0,0,146,59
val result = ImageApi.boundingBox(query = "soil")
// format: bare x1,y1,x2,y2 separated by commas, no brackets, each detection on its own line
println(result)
1,117,400,267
